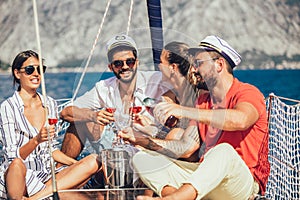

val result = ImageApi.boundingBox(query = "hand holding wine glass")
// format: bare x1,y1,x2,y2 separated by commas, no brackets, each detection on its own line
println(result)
143,97,179,129
36,125,56,143
35,109,57,144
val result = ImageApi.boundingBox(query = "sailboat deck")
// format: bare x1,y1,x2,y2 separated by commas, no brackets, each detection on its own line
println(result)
42,188,148,200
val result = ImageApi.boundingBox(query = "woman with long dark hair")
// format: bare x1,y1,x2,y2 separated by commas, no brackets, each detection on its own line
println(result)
0,50,100,199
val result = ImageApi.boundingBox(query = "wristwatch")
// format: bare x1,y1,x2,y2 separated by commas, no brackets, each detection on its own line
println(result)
151,126,159,138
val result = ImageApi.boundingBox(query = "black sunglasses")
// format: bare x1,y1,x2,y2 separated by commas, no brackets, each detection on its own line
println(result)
111,58,136,69
20,65,47,75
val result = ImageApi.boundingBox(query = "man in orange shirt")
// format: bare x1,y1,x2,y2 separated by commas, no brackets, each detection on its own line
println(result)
119,35,270,200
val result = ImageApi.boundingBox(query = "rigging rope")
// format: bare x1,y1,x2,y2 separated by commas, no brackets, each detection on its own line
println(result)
273,94,300,104
126,0,134,35
72,0,112,101
32,0,59,199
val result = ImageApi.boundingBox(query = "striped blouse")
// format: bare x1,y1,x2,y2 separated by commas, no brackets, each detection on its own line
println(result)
0,91,59,197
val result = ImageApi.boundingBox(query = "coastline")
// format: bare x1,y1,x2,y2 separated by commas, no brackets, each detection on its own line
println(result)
1,70,300,104
1,63,300,75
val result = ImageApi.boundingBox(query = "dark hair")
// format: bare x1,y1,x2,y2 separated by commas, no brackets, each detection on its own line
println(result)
164,42,191,77
11,50,40,91
107,46,137,63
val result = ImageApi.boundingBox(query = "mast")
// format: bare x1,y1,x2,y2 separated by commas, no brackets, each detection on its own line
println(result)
147,0,164,71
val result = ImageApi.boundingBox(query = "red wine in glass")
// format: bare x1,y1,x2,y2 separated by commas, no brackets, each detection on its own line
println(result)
145,106,153,116
129,106,142,114
106,107,116,132
48,118,58,125
106,107,116,113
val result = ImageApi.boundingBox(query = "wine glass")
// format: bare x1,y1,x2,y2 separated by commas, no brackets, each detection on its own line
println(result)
106,107,116,133
129,106,142,115
105,91,117,134
47,108,59,140
106,107,116,114
48,109,58,126
113,105,132,147
129,105,142,124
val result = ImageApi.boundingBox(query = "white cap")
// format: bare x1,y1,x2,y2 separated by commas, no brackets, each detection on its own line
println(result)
189,35,241,68
106,34,138,55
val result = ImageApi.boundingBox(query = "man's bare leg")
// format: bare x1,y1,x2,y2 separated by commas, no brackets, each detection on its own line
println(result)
6,158,27,199
60,123,86,160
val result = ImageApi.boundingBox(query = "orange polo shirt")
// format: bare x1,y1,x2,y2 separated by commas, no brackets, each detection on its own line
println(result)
196,78,270,194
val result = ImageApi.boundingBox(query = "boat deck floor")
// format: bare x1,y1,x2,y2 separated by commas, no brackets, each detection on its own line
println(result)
41,188,149,200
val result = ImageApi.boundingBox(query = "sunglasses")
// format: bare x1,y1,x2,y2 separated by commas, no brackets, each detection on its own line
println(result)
111,58,136,69
193,57,219,68
20,65,47,75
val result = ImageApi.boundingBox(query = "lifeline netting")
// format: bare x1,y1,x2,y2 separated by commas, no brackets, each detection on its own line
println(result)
265,94,300,199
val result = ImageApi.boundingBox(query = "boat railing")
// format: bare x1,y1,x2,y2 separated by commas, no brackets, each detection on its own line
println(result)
264,93,300,199
56,98,72,139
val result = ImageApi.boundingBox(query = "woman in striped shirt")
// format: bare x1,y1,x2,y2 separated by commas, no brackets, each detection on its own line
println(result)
0,50,100,199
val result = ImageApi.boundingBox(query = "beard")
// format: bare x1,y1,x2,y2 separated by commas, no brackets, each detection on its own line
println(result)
191,71,209,91
113,67,137,83
196,81,209,90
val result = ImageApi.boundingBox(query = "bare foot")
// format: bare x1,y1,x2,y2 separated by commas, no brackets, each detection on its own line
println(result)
137,195,162,200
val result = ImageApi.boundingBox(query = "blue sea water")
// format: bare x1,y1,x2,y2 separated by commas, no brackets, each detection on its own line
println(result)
1,69,300,103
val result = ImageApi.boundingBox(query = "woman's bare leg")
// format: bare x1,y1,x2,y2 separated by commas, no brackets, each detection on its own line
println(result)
6,158,27,200
29,154,100,200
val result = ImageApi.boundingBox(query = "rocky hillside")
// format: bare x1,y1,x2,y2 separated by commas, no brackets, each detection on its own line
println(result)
0,0,299,71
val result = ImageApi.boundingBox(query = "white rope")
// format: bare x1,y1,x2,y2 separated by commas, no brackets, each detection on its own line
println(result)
269,93,300,104
72,0,112,101
126,0,134,35
32,0,58,197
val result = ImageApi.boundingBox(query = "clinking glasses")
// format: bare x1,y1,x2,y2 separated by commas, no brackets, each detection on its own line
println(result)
20,65,47,75
111,58,136,69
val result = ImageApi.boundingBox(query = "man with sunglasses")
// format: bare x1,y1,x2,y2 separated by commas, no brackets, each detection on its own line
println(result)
122,35,270,200
58,34,173,173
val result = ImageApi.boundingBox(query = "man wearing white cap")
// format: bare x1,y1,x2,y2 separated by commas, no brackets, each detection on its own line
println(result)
58,34,173,171
127,35,270,200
